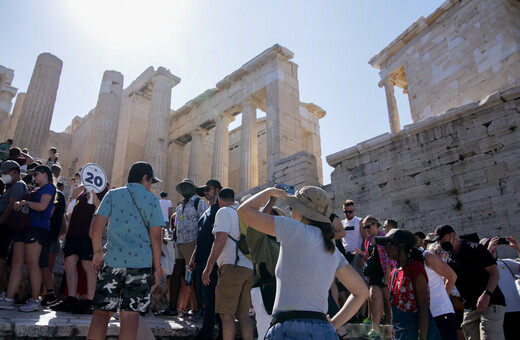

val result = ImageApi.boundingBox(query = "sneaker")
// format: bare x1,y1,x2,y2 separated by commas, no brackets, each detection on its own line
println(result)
41,293,57,307
51,297,77,312
0,291,5,299
19,298,42,312
154,307,178,317
0,298,15,310
71,299,93,314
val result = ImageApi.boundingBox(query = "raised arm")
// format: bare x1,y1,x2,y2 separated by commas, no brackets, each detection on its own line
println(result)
237,187,286,237
424,251,457,294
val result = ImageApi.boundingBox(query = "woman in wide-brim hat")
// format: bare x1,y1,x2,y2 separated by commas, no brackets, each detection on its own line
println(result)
238,186,368,339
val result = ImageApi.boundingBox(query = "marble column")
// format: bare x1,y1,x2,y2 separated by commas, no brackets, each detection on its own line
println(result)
7,93,25,139
187,127,207,184
13,53,62,157
144,69,179,191
239,99,259,192
0,86,17,139
167,140,185,201
85,71,124,181
211,113,234,187
381,77,401,134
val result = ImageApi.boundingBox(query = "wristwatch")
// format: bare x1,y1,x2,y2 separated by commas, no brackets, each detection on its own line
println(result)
484,289,493,296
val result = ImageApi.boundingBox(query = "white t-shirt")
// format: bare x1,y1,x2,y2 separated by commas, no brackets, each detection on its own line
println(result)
342,216,362,252
273,216,348,314
213,204,253,269
497,258,520,313
424,251,454,317
159,199,173,221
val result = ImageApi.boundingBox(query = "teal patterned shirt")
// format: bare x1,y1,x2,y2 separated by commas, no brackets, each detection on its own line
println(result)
96,183,164,268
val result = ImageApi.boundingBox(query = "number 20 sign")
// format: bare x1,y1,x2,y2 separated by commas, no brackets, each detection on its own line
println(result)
80,163,107,193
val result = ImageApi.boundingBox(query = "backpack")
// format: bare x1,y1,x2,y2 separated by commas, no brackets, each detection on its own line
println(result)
228,207,251,265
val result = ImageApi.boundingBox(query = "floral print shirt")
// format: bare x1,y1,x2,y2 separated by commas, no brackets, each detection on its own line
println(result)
390,259,429,313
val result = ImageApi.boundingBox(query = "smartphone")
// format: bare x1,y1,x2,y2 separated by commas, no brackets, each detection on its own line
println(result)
497,237,510,245
276,184,295,195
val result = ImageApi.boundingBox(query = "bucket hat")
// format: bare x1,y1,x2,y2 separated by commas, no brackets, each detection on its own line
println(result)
195,179,222,197
285,186,331,223
175,178,195,194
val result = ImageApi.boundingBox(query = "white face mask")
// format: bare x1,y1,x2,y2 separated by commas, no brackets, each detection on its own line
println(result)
2,173,12,184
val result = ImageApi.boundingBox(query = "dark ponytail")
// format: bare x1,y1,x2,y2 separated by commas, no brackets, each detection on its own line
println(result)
407,246,425,263
309,220,335,254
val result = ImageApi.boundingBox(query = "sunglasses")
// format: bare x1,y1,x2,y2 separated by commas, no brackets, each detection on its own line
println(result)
344,210,354,214
204,187,212,193
363,223,373,229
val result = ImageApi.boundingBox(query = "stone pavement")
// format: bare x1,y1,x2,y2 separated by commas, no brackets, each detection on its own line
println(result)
0,307,392,339
0,308,201,339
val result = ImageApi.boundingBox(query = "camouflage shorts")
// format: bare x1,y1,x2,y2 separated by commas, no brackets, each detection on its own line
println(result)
92,265,152,313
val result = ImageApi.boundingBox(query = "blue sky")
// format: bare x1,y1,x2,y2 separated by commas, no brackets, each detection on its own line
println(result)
1,0,445,184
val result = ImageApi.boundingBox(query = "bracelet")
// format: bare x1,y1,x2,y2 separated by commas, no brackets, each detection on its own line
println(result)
484,289,493,296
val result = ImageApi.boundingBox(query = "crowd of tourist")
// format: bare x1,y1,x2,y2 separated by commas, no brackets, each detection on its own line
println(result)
0,137,519,340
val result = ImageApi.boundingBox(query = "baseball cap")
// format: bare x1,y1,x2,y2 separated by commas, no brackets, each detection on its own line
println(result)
30,165,53,179
218,187,235,200
433,225,455,241
375,228,415,250
0,160,20,174
195,179,222,197
128,161,162,183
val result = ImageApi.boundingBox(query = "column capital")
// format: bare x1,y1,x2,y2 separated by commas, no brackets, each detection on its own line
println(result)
215,112,235,126
240,97,262,109
378,76,395,88
152,67,180,87
191,127,208,139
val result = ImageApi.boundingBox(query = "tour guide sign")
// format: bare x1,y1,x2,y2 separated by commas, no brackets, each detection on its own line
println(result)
80,163,107,204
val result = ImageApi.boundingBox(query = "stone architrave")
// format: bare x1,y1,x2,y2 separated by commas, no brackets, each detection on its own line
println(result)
187,127,207,185
84,71,124,180
7,93,25,139
13,53,62,157
143,68,180,191
239,100,259,192
211,112,234,187
380,77,401,134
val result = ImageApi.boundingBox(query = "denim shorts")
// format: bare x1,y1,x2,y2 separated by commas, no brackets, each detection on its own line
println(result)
265,317,338,340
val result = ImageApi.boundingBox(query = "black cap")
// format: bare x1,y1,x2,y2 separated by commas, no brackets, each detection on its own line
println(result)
195,179,222,196
218,187,235,200
128,161,161,183
434,225,455,241
31,165,53,179
375,229,415,250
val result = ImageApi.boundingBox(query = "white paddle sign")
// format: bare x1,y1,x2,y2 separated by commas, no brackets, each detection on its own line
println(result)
80,163,107,204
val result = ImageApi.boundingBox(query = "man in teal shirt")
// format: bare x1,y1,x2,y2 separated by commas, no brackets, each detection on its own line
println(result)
87,161,164,340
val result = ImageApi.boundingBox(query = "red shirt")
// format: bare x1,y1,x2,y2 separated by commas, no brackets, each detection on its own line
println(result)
390,259,429,313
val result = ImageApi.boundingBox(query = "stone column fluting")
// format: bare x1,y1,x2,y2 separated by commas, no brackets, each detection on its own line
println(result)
211,113,234,187
84,71,124,181
0,67,17,138
7,93,25,139
239,99,259,192
144,68,180,191
13,53,62,157
187,127,207,185
381,77,401,134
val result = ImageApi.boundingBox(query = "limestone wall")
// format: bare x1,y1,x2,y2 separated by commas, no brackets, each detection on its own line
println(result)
327,86,520,241
370,0,520,122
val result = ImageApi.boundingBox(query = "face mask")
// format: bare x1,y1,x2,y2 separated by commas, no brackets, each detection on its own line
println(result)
441,241,453,252
1,174,12,184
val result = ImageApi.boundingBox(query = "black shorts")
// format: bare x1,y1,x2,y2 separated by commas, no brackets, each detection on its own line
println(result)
63,235,93,261
13,226,49,245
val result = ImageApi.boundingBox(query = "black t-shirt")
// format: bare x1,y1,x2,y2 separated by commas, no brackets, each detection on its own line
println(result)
49,190,66,241
194,202,219,265
448,240,506,309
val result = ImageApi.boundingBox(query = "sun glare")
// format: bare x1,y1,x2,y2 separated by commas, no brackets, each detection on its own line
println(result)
64,0,189,52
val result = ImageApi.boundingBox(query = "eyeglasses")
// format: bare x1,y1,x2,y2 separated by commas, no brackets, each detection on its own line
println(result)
363,223,373,229
344,210,354,214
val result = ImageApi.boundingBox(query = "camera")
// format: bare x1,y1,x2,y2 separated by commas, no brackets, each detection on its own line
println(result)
497,237,510,245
